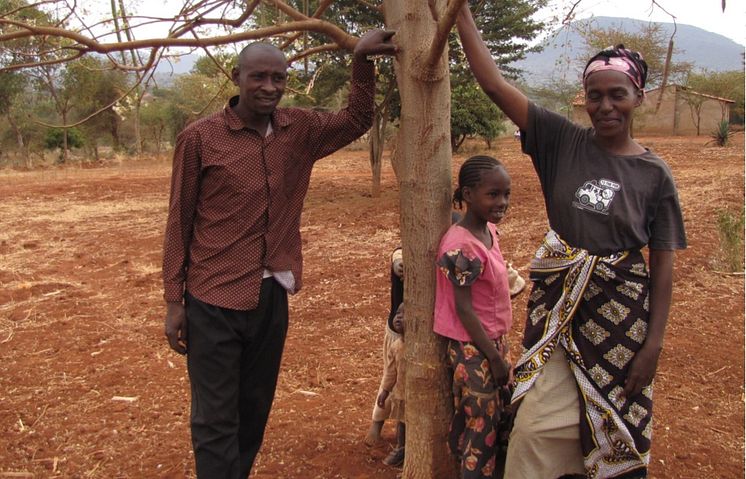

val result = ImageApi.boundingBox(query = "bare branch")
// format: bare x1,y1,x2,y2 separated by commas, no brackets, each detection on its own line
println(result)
561,0,583,25
0,50,84,72
303,64,325,95
649,0,677,23
651,1,677,113
428,0,438,21
374,76,396,117
192,78,231,116
169,0,261,38
191,29,232,80
425,0,468,68
287,43,341,63
279,0,334,50
0,18,358,59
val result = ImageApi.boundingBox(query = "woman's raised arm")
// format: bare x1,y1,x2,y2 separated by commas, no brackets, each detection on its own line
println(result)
456,5,529,131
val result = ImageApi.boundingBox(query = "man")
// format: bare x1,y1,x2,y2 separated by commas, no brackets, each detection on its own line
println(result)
163,30,397,478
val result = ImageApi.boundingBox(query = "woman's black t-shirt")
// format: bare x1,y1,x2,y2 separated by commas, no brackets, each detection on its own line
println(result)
521,103,687,256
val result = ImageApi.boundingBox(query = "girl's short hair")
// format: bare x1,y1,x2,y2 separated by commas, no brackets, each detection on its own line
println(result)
453,155,506,209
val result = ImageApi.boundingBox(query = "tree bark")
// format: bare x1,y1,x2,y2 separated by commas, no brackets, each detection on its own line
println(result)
369,116,384,198
384,2,457,477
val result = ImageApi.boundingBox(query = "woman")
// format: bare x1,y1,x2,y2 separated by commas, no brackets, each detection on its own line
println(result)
456,6,687,479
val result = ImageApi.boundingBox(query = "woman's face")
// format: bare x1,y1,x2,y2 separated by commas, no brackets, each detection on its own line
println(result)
584,70,642,141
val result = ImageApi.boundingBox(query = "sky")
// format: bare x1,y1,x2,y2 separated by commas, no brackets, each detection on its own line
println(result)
540,0,746,46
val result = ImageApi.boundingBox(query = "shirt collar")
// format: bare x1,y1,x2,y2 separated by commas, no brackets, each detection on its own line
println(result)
224,96,293,132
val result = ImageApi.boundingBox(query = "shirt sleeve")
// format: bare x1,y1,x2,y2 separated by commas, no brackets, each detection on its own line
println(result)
306,58,376,161
521,102,582,196
436,248,483,287
162,128,202,302
648,167,687,250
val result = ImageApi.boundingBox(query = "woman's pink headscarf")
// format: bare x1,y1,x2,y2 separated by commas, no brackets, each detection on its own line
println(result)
582,44,648,91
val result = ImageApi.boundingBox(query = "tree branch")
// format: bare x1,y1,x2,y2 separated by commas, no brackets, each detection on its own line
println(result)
279,0,334,50
192,78,231,116
428,0,438,21
0,18,358,58
0,50,84,72
561,0,583,25
191,29,232,80
288,43,341,63
425,0,467,68
169,0,261,38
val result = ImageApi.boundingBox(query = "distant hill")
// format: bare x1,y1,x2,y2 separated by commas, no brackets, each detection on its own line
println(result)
513,16,745,86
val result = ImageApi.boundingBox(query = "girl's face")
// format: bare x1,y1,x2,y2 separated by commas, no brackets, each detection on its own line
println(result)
585,70,642,141
464,167,511,225
392,305,405,334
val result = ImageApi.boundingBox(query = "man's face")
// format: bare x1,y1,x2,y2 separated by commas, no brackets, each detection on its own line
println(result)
231,47,288,116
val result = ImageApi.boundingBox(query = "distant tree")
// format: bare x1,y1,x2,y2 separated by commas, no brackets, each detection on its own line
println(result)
139,98,171,154
159,72,231,142
686,70,745,125
578,20,691,88
63,57,129,156
465,0,547,78
447,0,545,151
450,83,504,151
191,52,237,78
528,78,581,118
44,127,84,161
0,71,26,159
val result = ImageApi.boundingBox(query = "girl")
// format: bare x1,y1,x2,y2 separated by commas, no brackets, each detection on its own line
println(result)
365,247,404,447
378,303,406,467
433,155,514,478
456,5,687,479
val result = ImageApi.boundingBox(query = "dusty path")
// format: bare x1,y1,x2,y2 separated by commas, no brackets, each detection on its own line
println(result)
0,135,743,478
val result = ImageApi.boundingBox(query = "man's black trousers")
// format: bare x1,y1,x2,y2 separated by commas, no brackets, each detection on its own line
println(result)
185,278,288,478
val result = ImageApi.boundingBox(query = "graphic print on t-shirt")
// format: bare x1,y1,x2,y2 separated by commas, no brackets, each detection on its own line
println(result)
573,178,620,215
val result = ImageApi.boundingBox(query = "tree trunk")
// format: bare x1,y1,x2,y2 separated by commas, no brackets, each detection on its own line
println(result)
369,79,395,198
655,37,674,113
369,116,383,198
61,114,69,163
7,114,25,152
133,94,144,155
384,2,457,478
110,109,121,150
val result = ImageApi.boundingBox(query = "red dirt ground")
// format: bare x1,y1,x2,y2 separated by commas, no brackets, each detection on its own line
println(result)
0,134,743,479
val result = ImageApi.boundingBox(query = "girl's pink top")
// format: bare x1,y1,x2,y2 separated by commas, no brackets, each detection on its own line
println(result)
433,223,512,342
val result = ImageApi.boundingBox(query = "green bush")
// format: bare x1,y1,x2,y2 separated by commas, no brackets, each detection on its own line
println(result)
716,208,744,272
710,120,731,147
44,127,85,150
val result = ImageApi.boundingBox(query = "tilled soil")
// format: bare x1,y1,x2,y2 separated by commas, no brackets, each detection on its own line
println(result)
0,134,743,478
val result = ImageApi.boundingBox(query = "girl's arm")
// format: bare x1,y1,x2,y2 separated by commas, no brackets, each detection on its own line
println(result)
456,5,529,130
454,285,509,386
623,249,674,397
